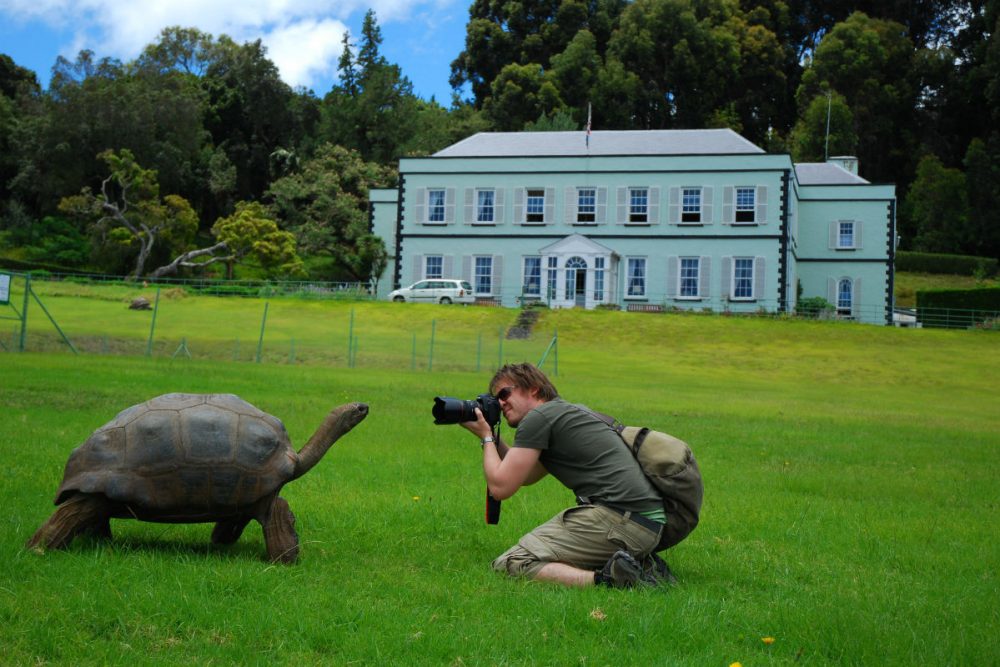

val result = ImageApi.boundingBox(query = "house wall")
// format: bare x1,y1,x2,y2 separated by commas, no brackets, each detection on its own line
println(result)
370,146,894,324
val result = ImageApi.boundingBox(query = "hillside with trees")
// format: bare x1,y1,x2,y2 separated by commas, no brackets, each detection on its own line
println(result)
1,2,998,282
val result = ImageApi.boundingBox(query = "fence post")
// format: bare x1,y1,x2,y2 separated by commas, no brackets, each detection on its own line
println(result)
256,302,269,363
146,286,160,357
428,319,436,372
347,308,355,367
18,273,30,352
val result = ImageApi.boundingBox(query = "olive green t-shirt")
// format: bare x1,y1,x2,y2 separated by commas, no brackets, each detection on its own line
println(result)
512,398,663,514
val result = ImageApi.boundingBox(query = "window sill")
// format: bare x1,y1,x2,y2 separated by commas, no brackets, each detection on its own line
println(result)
677,222,705,226
730,222,759,226
728,297,757,302
834,247,857,251
572,222,599,226
624,296,648,301
675,297,703,301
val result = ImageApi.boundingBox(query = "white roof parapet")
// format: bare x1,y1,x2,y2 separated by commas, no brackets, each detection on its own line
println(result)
795,162,870,185
434,129,766,157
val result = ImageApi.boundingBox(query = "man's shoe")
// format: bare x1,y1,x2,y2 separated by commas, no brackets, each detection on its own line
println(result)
641,552,678,586
599,550,650,588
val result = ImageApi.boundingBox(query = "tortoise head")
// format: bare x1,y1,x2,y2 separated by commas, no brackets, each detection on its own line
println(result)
292,402,369,479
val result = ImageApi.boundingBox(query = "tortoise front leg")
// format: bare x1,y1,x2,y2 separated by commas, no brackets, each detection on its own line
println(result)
211,516,252,545
26,493,112,551
258,496,299,564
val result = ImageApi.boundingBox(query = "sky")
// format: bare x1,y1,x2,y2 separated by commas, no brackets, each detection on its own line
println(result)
0,0,471,103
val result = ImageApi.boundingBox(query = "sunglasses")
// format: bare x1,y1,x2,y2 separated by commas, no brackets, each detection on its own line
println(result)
494,386,516,401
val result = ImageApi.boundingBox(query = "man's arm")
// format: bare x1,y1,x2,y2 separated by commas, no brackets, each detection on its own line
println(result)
460,410,547,499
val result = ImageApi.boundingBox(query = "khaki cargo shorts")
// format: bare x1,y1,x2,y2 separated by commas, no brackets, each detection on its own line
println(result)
492,504,662,579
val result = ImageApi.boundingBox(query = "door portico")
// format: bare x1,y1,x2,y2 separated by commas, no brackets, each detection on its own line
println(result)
539,234,619,309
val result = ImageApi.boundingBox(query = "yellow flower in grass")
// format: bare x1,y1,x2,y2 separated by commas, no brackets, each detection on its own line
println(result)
762,637,775,645
729,662,743,667
412,496,420,501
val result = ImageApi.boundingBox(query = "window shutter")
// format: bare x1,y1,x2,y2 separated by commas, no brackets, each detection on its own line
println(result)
445,188,456,224
649,187,660,225
829,221,838,249
414,188,426,224
564,187,576,224
514,188,525,224
757,186,768,224
616,187,627,224
722,186,734,225
827,277,837,304
721,256,732,299
852,278,862,318
666,256,678,298
462,256,472,282
753,256,765,301
699,256,711,298
443,255,454,278
494,188,505,224
544,187,555,223
668,187,680,225
464,188,474,224
855,221,863,249
412,255,423,283
702,186,713,224
597,187,608,224
493,255,504,295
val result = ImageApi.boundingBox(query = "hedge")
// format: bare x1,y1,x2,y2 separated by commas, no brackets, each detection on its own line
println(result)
896,251,998,277
916,288,1000,312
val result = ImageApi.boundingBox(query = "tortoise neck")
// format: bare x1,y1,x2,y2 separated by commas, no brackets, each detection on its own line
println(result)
293,407,350,479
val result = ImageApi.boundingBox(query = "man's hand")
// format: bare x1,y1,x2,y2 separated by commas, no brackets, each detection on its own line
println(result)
458,407,493,442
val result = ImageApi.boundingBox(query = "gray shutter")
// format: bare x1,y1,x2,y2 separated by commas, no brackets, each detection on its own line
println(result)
827,277,837,304
493,255,504,296
494,188,505,224
443,255,454,278
855,221,863,249
414,188,426,224
666,256,678,298
852,278,862,318
721,256,732,299
514,188,525,224
649,187,660,225
753,257,765,301
565,187,576,224
464,188,474,224
445,188,456,224
699,256,711,298
597,187,608,224
544,187,555,224
757,185,768,224
412,255,423,283
668,187,680,224
702,186,713,224
829,221,838,249
722,186,734,225
617,187,627,224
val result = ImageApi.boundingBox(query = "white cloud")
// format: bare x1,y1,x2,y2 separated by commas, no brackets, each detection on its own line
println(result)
0,0,447,91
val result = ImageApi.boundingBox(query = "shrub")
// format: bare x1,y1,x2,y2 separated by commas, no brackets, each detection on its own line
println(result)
796,296,835,318
916,288,1000,328
896,251,998,277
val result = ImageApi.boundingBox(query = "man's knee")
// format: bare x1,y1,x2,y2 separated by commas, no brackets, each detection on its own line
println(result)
492,545,547,579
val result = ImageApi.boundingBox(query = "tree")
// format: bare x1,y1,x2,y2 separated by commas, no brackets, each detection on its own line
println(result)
266,144,394,280
796,12,918,184
963,138,1000,259
788,91,857,162
903,153,969,253
482,63,563,131
210,201,303,279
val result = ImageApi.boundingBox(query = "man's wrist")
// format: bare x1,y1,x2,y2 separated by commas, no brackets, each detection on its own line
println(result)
480,435,495,447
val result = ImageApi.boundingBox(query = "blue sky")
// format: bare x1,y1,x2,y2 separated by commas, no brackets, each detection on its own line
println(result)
0,0,470,103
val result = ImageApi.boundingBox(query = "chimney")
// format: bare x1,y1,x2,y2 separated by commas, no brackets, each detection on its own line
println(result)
828,156,859,175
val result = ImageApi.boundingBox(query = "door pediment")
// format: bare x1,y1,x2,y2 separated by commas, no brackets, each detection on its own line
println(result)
538,233,615,257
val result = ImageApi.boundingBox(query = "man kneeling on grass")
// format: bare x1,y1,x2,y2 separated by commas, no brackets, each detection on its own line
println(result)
459,362,677,588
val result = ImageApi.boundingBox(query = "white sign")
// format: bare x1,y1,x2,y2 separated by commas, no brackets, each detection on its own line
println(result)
0,273,10,305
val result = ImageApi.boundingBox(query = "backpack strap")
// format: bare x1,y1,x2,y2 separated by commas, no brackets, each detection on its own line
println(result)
571,403,625,435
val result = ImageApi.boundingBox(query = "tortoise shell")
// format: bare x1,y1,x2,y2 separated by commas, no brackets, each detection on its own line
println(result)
55,393,296,517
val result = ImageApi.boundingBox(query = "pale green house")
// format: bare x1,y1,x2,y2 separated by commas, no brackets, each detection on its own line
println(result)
370,130,896,324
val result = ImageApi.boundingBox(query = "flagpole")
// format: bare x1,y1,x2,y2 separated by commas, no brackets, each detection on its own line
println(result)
585,103,592,149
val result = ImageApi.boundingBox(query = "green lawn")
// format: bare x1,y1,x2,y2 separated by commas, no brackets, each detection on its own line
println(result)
894,271,1000,307
1,293,998,665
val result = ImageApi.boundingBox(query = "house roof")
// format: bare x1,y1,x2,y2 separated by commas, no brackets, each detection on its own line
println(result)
794,163,870,185
433,129,766,157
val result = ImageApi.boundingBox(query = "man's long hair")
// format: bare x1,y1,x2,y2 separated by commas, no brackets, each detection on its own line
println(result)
490,363,558,401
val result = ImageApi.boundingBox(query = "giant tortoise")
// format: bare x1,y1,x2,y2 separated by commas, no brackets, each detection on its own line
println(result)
26,393,368,563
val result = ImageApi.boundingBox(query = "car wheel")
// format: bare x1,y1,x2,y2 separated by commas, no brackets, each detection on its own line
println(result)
393,296,405,302
440,297,452,304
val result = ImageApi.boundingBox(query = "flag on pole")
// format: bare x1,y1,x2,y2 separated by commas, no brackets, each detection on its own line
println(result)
586,103,592,148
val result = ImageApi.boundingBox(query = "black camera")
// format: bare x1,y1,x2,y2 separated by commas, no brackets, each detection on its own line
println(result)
432,394,501,427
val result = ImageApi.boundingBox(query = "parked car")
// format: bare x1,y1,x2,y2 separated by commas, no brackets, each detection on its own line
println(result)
388,279,475,304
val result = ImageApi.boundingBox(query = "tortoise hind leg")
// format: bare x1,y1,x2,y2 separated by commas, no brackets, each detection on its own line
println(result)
26,493,111,551
211,516,252,545
257,496,299,564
